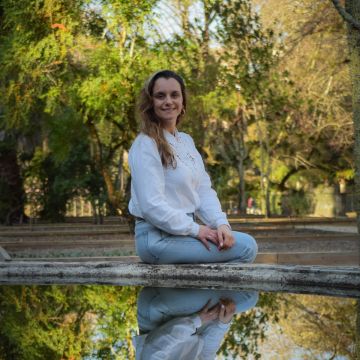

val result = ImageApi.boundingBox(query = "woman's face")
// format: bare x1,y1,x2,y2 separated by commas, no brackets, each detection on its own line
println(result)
152,77,183,131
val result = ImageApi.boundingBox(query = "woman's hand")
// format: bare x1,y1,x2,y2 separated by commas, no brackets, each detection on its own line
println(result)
219,298,236,324
198,300,220,325
217,225,234,250
197,225,219,251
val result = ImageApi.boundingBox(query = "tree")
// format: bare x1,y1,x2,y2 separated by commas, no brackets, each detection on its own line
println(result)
0,0,159,220
75,0,158,214
274,293,357,359
219,292,280,359
215,0,276,215
0,285,139,360
0,0,95,222
328,4,360,359
1,0,355,220
329,0,360,235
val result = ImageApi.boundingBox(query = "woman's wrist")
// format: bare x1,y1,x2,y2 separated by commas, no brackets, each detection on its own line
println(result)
191,223,200,237
217,224,231,231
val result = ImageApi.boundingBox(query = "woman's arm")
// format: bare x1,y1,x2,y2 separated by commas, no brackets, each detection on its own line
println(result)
185,134,230,230
129,135,199,236
198,321,231,360
141,315,203,359
197,300,236,359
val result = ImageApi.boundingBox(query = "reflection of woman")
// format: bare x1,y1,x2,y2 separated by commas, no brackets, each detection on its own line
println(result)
133,287,259,360
128,70,258,264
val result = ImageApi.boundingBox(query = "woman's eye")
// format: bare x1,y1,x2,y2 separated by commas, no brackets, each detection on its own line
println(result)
154,92,180,99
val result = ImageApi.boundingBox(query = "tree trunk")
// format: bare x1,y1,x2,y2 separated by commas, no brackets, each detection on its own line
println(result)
202,1,211,66
344,0,360,260
265,175,271,218
87,122,121,211
0,134,25,225
176,0,191,38
254,102,271,217
237,160,246,214
237,107,248,215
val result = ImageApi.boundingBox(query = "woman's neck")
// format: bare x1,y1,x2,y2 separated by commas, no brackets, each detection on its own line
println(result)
163,125,176,136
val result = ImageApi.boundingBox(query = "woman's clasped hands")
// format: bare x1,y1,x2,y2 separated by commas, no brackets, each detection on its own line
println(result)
198,299,236,325
197,224,235,251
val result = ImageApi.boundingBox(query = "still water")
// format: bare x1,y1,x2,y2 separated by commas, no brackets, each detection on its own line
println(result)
0,285,356,359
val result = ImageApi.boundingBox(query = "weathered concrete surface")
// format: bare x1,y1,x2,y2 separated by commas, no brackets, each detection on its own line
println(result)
16,252,359,266
0,261,359,298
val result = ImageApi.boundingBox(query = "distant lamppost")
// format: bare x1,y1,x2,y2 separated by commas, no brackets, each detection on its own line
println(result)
339,178,347,216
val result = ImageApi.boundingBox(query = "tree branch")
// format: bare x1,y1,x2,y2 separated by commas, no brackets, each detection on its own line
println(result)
330,0,360,31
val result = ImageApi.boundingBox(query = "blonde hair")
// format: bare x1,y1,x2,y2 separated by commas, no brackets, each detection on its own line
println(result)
138,70,187,168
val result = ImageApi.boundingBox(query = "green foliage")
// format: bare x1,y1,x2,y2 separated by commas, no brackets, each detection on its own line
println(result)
281,190,313,216
0,285,139,360
24,137,106,222
0,0,159,217
270,161,290,184
336,169,355,181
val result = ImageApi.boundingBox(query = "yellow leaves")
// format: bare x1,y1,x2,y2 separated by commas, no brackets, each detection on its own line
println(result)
100,83,109,93
277,294,356,358
246,120,267,142
245,122,258,141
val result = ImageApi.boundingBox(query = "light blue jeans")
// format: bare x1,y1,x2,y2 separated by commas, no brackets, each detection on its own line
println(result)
137,287,259,333
134,220,258,264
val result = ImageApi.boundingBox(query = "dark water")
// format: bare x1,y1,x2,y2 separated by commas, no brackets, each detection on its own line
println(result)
0,285,356,359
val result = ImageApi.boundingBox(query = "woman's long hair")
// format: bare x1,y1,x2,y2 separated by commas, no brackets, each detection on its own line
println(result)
138,70,187,168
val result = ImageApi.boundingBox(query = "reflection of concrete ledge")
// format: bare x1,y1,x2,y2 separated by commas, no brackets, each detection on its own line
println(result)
1,261,359,298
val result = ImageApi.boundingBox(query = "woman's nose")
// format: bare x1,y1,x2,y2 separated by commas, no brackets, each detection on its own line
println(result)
164,95,172,104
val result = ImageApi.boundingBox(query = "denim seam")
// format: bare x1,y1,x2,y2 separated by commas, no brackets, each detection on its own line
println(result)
145,230,161,263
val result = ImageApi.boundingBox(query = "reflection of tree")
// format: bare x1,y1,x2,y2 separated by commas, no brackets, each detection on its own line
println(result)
0,285,139,360
219,292,280,359
276,294,356,359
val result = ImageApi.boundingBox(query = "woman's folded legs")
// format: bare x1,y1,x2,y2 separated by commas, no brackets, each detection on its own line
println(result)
135,222,258,264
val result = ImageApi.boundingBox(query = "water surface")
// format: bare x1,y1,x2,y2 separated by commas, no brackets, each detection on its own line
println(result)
0,285,356,359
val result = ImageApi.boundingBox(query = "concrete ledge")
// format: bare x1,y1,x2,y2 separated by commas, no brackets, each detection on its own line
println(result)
0,261,359,298
13,252,359,266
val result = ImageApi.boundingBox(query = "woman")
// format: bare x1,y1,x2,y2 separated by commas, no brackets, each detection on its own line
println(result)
133,287,259,359
128,70,257,264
